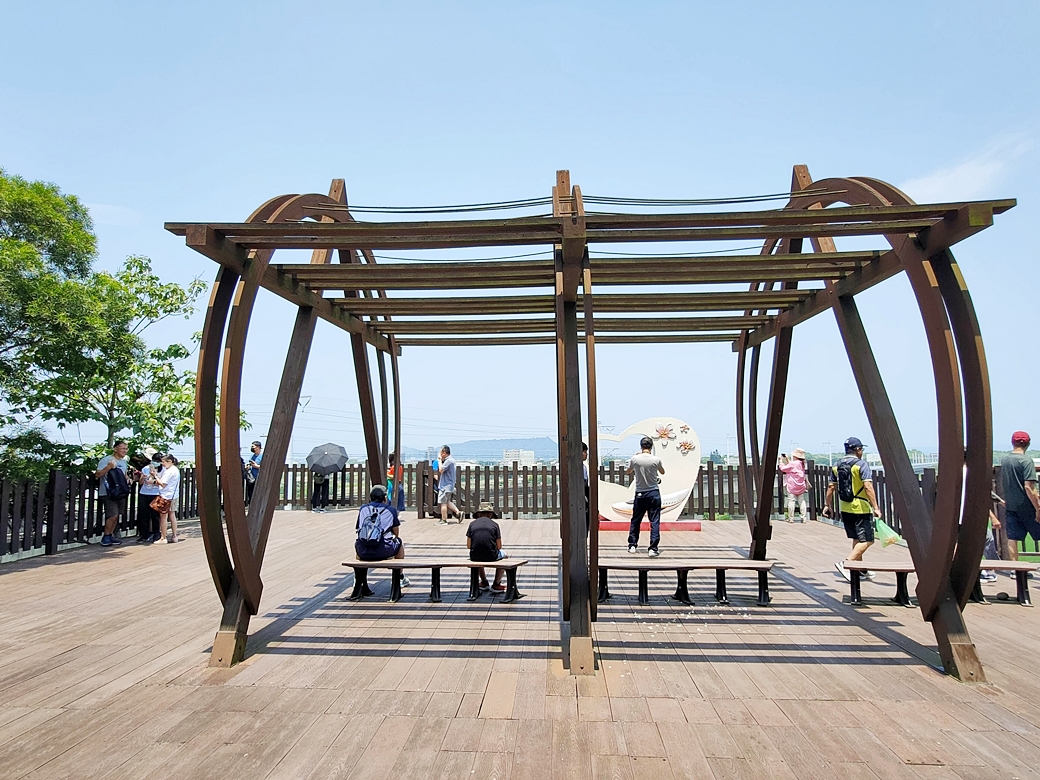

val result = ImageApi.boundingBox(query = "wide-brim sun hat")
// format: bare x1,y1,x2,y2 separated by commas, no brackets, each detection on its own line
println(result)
792,448,807,459
475,500,500,518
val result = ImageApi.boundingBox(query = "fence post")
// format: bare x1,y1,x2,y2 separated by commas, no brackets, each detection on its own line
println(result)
45,470,68,555
707,461,716,521
921,468,937,511
806,460,817,522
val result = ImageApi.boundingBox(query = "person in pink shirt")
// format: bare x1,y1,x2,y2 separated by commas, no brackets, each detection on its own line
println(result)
778,448,809,522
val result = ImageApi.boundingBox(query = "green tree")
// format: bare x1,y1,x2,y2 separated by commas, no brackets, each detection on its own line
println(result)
0,169,103,415
6,255,208,451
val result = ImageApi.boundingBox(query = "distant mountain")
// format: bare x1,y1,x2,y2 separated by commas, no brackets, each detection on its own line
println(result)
403,437,559,462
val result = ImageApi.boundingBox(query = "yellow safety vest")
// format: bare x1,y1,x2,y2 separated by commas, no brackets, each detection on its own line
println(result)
833,459,871,515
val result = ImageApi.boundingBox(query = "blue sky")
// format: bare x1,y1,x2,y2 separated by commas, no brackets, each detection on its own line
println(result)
3,2,1037,461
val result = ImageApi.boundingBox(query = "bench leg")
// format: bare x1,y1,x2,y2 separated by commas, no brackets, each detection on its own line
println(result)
757,570,771,606
968,575,987,604
673,569,693,605
894,572,913,608
598,567,611,603
349,568,373,601
850,571,862,606
1016,571,1032,606
468,568,481,601
715,569,728,605
638,570,650,606
502,568,525,603
390,569,403,603
430,567,442,603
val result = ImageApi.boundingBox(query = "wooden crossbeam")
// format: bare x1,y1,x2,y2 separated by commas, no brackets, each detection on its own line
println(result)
181,219,936,251
369,315,770,335
182,225,394,354
164,199,1015,241
392,333,740,346
272,252,880,291
735,249,905,349
330,290,813,316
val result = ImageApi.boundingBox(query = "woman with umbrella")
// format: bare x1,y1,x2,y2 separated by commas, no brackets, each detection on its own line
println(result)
307,443,348,514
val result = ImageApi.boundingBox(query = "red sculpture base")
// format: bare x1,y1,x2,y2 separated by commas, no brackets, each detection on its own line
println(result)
597,519,702,532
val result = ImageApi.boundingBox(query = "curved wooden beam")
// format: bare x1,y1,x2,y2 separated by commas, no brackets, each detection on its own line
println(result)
851,178,991,609
195,266,238,602
783,169,985,680
218,192,351,615
786,176,965,620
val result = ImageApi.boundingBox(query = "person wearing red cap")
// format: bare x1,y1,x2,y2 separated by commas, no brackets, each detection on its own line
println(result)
1000,431,1040,561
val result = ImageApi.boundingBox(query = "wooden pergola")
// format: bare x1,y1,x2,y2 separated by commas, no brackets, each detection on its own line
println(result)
167,167,1014,680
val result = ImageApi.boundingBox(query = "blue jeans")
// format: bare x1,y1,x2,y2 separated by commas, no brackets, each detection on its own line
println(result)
627,488,662,550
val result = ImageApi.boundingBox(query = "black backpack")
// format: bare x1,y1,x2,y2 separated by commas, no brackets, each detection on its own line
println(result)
104,466,131,500
835,457,862,503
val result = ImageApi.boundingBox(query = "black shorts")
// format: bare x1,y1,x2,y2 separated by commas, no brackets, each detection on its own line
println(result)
842,512,874,543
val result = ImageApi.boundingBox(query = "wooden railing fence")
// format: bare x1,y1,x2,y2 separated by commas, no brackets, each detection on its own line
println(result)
4,461,1036,564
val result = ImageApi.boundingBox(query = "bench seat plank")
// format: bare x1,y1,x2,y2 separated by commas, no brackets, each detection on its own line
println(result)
597,559,775,607
342,559,528,603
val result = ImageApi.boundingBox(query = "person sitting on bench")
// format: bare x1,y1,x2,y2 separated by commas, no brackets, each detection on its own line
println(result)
355,485,409,586
466,501,508,592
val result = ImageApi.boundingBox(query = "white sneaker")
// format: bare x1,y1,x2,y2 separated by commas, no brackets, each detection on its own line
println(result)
628,545,638,554
861,569,875,581
400,576,411,587
648,548,660,558
834,561,851,582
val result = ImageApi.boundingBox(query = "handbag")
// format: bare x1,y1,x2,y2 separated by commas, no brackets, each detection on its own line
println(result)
150,496,172,514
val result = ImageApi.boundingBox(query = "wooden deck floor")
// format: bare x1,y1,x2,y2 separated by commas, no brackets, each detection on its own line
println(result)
1,512,1039,779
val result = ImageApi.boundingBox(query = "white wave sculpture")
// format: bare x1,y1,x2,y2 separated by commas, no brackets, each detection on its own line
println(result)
598,417,702,523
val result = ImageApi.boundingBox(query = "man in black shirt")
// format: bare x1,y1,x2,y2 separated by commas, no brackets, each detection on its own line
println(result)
466,501,508,592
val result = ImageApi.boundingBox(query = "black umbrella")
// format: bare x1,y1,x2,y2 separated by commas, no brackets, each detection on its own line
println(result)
306,443,349,476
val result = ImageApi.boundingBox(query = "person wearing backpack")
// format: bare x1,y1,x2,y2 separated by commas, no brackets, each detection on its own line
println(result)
355,486,408,585
96,440,132,547
822,437,882,582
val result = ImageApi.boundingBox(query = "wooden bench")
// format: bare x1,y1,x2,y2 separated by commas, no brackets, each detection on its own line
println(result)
343,558,528,603
597,558,775,607
845,559,1040,608
843,561,916,607
971,560,1039,606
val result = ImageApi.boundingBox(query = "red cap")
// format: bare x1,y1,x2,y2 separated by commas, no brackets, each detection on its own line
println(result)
1011,431,1031,445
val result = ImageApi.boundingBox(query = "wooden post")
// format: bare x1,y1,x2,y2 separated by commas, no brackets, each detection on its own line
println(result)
45,471,68,555
553,171,593,673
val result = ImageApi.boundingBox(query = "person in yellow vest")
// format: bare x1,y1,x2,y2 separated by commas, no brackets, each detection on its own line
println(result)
823,437,882,582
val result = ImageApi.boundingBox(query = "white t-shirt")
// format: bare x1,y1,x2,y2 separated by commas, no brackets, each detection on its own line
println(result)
158,466,180,500
140,464,163,496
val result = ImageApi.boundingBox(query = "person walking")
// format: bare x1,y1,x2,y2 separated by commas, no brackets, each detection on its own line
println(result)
310,469,330,513
436,445,463,524
626,436,666,557
387,452,406,514
245,440,263,505
95,440,131,547
824,437,882,582
1000,431,1040,561
155,454,181,543
137,450,164,543
778,448,809,522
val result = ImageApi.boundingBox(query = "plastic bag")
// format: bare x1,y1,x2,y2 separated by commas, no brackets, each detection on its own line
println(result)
875,518,904,547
